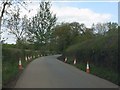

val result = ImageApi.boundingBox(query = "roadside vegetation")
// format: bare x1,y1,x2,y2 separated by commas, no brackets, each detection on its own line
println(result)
1,0,119,86
58,25,118,85
2,47,42,87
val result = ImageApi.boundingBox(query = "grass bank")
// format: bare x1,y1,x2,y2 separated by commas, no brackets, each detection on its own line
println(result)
2,48,41,87
58,56,118,85
58,30,118,85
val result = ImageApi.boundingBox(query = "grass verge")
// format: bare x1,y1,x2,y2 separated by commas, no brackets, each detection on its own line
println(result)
58,56,118,85
2,59,34,88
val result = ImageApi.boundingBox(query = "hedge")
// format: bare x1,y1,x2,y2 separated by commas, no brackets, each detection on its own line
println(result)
65,31,118,72
2,48,41,86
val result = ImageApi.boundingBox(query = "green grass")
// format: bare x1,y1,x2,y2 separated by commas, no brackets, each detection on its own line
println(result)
2,58,34,86
65,58,118,85
2,62,18,84
2,48,42,87
89,64,118,85
64,30,118,85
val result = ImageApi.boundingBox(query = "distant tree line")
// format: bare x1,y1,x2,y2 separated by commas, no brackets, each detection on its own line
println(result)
1,1,118,54
52,22,118,53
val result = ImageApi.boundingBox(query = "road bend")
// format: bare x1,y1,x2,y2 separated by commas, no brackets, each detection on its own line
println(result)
15,55,118,88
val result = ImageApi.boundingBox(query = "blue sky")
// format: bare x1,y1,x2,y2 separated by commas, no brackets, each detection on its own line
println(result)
1,1,118,44
52,1,118,22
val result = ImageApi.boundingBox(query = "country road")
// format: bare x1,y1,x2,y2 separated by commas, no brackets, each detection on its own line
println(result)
15,55,118,88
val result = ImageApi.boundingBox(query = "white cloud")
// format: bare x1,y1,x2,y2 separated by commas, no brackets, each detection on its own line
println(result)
51,6,111,28
2,2,112,44
19,2,111,28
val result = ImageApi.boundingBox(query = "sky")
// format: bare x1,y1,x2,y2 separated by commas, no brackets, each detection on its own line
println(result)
1,0,118,44
51,1,118,26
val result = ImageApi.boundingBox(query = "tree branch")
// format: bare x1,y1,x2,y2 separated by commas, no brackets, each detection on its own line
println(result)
0,2,9,30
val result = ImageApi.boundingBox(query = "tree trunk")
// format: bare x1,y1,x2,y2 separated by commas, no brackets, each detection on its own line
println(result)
0,2,8,30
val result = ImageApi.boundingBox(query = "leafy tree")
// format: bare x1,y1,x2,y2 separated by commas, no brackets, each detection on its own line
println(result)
107,22,118,32
70,22,81,35
79,28,94,42
69,22,82,43
70,23,87,43
52,22,88,52
27,1,57,50
52,23,72,52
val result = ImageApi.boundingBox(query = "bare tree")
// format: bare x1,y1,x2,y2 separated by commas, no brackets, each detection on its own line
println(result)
7,7,28,46
93,23,108,35
0,0,31,44
0,0,30,30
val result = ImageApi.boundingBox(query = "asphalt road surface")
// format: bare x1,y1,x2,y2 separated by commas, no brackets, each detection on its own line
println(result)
15,55,118,88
